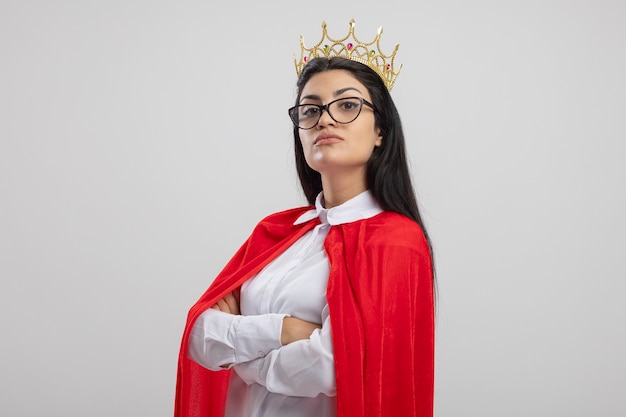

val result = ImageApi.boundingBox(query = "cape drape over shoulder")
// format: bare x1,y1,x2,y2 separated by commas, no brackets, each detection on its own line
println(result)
175,207,434,417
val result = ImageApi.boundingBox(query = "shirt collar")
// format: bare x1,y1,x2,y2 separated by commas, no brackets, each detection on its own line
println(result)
294,190,383,226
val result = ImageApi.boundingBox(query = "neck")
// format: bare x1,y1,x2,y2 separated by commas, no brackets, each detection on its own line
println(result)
320,168,368,208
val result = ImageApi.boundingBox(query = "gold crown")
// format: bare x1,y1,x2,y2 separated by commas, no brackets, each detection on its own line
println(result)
294,19,402,91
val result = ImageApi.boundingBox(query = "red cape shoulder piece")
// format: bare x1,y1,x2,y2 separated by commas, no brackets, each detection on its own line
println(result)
174,208,434,417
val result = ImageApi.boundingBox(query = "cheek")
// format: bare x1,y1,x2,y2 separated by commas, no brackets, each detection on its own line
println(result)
300,131,314,144
299,133,314,153
298,135,314,164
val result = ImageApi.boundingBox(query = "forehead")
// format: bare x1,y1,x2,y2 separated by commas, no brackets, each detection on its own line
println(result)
300,69,370,100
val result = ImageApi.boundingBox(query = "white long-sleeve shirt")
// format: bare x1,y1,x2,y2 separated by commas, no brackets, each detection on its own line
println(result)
189,190,383,417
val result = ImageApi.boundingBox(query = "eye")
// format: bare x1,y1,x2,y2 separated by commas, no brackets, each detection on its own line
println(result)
299,105,321,119
336,98,361,112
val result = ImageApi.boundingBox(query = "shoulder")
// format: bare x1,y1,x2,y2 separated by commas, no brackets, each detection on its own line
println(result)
234,205,315,252
248,205,314,236
365,211,426,240
257,205,314,226
336,212,433,283
351,211,430,253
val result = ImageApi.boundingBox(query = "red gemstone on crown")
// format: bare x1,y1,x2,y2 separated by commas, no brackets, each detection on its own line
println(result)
347,43,353,50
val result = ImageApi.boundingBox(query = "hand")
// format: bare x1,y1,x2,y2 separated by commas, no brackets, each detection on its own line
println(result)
211,291,240,315
281,317,322,345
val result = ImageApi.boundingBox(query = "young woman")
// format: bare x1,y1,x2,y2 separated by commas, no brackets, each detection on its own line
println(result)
175,47,435,417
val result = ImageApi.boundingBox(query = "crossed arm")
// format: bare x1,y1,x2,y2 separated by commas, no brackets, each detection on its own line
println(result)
211,291,321,345
189,291,336,397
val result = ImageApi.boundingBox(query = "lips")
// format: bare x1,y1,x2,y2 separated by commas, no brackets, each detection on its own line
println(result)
314,133,344,145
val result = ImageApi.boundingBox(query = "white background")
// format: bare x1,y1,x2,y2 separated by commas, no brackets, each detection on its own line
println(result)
1,1,625,416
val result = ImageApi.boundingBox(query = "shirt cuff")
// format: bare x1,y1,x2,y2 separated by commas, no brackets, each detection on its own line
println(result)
234,313,287,363
233,358,265,386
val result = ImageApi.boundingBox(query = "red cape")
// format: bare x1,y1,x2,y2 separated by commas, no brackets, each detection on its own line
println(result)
175,207,434,417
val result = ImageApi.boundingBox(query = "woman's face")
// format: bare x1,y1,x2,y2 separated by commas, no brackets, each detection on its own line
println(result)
297,69,382,177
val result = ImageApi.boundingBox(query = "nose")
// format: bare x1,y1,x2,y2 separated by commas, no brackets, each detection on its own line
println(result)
316,107,336,128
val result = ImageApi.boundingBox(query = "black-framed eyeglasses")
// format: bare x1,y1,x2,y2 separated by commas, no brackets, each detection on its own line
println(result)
288,97,376,130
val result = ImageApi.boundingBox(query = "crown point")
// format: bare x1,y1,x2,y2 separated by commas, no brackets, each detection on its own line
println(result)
295,20,401,91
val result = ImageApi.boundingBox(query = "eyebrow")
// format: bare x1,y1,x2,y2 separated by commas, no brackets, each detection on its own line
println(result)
300,87,364,102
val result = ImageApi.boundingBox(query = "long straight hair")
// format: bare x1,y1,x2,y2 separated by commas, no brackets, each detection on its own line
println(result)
292,57,436,289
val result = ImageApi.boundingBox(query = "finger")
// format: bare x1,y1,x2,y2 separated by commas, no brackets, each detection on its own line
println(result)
215,298,230,313
223,293,240,315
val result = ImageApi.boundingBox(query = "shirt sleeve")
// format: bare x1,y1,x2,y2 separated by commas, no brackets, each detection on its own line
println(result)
232,304,336,398
188,308,287,370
